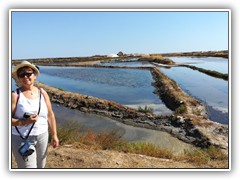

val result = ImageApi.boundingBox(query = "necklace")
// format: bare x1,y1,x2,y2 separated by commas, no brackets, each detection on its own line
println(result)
21,87,35,96
26,90,34,95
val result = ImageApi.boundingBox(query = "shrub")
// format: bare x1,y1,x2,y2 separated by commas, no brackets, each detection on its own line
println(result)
138,105,154,113
120,142,173,159
79,129,125,150
205,145,228,160
52,120,82,145
175,104,187,114
178,145,228,166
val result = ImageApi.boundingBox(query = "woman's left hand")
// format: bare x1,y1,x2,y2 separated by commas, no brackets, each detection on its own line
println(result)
51,135,59,148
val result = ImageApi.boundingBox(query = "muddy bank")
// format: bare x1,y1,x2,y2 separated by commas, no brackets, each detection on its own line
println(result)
138,55,175,65
158,50,228,58
52,103,193,154
35,81,228,151
12,50,228,67
180,64,228,81
150,67,208,116
12,55,132,65
150,67,228,151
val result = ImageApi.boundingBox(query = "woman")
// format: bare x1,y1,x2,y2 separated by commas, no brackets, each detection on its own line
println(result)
12,60,59,168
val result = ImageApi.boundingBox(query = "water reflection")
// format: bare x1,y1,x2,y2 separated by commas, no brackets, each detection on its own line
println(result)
168,57,228,74
97,61,154,67
37,66,172,115
159,66,229,124
52,103,193,154
11,81,191,154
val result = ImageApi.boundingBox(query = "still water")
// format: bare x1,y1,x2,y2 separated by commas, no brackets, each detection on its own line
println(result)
97,61,154,67
168,57,228,74
159,66,229,124
37,66,172,115
11,81,191,154
52,103,193,154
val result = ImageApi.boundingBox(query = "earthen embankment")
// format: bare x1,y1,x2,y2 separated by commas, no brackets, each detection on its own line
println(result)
35,81,228,151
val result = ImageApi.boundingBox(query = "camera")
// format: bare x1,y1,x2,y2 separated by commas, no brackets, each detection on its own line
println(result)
18,141,34,157
23,112,33,119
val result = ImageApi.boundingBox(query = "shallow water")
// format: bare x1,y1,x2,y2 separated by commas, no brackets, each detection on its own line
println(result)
159,66,229,124
11,80,190,154
167,56,228,74
97,61,154,67
37,66,172,115
52,103,193,154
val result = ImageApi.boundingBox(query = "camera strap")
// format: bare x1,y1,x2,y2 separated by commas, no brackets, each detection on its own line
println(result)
15,88,42,141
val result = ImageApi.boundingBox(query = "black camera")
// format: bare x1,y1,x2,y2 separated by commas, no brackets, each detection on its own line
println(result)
18,141,34,157
23,112,33,119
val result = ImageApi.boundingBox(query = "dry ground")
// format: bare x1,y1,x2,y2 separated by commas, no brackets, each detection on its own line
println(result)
45,145,196,169
12,144,228,169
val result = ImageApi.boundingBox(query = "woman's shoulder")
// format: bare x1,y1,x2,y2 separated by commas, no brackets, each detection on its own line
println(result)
37,86,47,94
11,87,21,96
37,86,49,100
11,90,19,102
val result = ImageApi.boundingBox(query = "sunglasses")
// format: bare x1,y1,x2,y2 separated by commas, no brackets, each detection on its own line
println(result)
18,72,34,78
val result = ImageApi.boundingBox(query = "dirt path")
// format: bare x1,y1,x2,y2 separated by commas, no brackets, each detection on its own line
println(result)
45,146,196,169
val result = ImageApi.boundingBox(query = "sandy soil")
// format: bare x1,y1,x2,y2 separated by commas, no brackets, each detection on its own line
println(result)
11,144,200,169
45,145,196,169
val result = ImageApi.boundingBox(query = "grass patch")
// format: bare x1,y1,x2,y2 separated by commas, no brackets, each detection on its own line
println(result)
119,142,173,159
55,123,173,159
79,129,126,150
183,65,228,81
175,145,228,166
175,104,187,114
51,120,82,145
54,121,228,167
138,105,154,113
53,86,64,91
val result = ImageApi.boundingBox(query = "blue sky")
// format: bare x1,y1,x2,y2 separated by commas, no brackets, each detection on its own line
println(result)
11,10,229,59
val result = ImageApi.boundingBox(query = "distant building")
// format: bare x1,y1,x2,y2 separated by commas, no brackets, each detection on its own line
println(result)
107,54,119,57
117,51,124,56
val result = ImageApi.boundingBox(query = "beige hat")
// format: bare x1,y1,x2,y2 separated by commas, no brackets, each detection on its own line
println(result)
12,61,40,86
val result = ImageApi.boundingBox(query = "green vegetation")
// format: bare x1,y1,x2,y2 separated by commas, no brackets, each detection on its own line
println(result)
37,81,64,91
159,50,228,58
56,123,174,159
175,104,187,114
52,86,64,91
192,108,203,116
138,105,154,113
176,146,228,166
139,54,175,65
183,65,228,81
120,142,173,159
50,120,83,144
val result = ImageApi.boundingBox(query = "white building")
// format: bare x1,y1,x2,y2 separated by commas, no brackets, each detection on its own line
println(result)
107,54,119,57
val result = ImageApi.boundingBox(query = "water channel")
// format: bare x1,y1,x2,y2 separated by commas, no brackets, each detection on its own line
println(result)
37,66,172,115
11,80,192,154
167,56,228,74
11,56,229,154
160,56,229,124
51,103,193,154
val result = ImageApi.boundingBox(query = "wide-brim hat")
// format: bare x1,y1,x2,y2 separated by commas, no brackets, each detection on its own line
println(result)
12,61,40,83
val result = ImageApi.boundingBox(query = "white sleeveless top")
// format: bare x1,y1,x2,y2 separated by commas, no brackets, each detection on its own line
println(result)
12,88,48,137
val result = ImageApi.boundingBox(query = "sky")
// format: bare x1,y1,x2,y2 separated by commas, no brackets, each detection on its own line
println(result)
1,0,240,178
11,10,229,60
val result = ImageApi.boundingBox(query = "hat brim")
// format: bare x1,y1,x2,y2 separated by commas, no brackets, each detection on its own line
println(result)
12,62,40,81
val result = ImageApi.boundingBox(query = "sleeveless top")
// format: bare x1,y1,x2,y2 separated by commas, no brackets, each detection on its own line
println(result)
12,88,48,137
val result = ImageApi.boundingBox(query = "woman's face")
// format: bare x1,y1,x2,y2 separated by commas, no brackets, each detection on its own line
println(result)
17,67,37,86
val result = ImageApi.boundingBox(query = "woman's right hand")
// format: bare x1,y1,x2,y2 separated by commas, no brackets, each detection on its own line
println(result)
25,114,38,124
